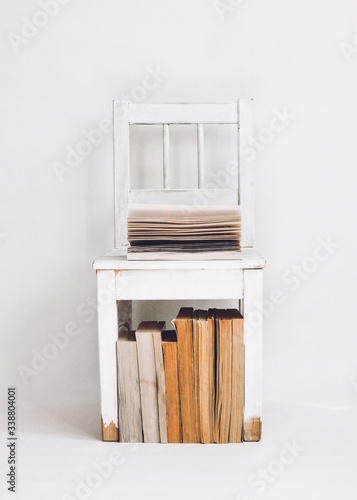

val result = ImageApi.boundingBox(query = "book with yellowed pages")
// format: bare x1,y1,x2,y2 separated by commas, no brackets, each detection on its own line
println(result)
127,203,242,260
193,311,201,442
214,309,232,444
116,308,244,444
172,307,196,443
196,309,212,444
116,330,143,443
135,321,161,443
162,331,182,443
227,309,244,443
207,309,216,441
152,321,168,443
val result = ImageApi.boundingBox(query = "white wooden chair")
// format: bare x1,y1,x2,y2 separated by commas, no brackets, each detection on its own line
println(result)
93,100,265,442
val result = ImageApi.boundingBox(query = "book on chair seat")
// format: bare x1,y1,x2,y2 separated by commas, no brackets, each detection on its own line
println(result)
127,204,242,260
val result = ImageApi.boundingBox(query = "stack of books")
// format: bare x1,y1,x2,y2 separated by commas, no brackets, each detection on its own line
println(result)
116,307,244,443
127,204,242,260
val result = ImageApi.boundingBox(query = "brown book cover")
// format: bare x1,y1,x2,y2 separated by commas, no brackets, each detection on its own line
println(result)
207,309,216,442
162,331,182,443
172,307,196,443
198,309,211,443
227,309,244,443
214,309,232,443
193,310,201,442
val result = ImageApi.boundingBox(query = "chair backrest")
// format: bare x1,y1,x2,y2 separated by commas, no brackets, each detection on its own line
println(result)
113,100,254,252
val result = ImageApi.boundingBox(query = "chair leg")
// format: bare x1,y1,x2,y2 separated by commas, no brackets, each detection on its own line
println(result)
243,269,263,441
97,270,119,441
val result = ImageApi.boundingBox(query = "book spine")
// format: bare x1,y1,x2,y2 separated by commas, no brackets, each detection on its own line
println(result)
153,332,168,443
199,320,210,443
173,319,196,443
163,342,182,443
193,315,201,442
208,311,216,443
220,318,232,444
135,331,160,443
116,341,143,443
229,316,244,443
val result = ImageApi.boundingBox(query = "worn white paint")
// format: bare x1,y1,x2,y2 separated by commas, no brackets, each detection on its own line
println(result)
115,269,244,300
243,269,263,439
93,248,265,270
96,270,118,431
125,102,238,124
128,188,238,206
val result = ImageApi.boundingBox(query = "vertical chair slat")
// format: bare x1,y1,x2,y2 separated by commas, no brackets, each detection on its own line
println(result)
197,124,204,188
163,124,170,189
113,100,130,250
238,99,254,247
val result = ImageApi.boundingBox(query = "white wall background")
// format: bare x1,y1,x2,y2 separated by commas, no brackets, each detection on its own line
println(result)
1,0,357,427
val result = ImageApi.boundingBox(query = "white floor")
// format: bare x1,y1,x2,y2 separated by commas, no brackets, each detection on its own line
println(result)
1,400,356,500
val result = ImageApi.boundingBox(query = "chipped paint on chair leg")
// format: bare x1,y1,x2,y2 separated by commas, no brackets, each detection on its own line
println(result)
243,269,263,442
97,270,119,441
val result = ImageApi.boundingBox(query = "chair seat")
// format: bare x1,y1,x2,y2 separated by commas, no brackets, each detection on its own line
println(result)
93,247,266,271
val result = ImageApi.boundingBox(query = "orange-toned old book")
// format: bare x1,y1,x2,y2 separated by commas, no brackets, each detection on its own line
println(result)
207,309,216,442
193,310,201,442
197,309,211,443
162,331,181,443
214,310,232,444
227,309,244,443
172,307,196,443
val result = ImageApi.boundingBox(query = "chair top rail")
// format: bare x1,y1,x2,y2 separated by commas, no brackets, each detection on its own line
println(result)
114,101,239,125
